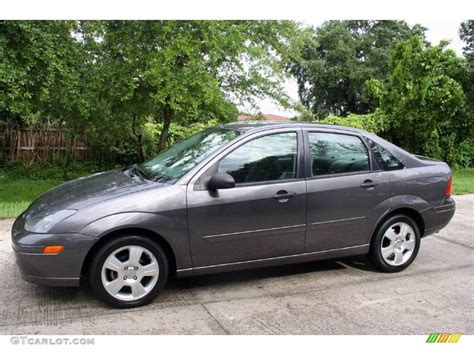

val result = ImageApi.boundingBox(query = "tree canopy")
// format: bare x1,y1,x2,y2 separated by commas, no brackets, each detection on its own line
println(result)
366,36,472,166
459,20,474,60
0,21,91,130
290,20,426,118
1,20,299,161
1,20,472,168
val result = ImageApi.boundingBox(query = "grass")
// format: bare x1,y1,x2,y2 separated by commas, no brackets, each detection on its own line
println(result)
452,168,474,195
0,161,118,219
0,165,473,219
0,178,62,218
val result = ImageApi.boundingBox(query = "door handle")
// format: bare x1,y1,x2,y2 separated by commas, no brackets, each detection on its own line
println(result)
360,179,378,188
272,190,296,202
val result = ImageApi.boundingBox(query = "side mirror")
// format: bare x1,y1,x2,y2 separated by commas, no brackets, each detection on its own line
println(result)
208,173,236,190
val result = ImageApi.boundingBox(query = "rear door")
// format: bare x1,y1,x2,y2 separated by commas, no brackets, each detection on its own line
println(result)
186,129,307,267
304,130,390,252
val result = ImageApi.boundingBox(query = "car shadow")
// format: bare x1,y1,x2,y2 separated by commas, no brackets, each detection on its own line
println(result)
337,255,380,272
13,256,378,310
167,256,377,290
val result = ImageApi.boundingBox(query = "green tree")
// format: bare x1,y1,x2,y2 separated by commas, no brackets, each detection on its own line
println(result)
0,21,91,130
367,36,472,166
292,102,314,121
458,20,474,167
81,20,299,156
459,21,473,108
290,20,426,118
1,20,301,163
459,20,474,60
0,21,95,172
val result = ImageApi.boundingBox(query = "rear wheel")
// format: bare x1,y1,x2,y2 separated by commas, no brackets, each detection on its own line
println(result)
89,235,168,308
368,215,420,272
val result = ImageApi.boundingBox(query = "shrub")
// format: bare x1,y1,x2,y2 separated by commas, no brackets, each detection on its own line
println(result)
319,110,389,135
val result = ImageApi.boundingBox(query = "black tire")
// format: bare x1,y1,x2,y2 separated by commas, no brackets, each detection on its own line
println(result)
89,235,168,308
368,214,421,273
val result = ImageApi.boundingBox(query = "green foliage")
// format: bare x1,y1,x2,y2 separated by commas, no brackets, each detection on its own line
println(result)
0,21,92,131
459,20,474,59
319,110,389,135
1,20,299,163
141,119,220,158
457,20,474,167
252,112,266,121
2,20,472,169
290,20,426,118
78,20,298,155
292,102,315,121
367,36,473,167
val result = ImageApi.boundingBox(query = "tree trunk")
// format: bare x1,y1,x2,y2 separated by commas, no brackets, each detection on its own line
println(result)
63,133,72,180
157,103,172,152
131,115,146,161
0,123,5,163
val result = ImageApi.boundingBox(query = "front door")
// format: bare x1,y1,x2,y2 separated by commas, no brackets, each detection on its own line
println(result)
187,130,306,267
304,130,391,252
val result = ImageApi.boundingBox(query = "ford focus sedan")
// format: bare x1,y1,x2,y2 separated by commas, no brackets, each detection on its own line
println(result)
12,122,456,307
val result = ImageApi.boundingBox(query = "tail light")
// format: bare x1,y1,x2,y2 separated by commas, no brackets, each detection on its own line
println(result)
444,176,452,197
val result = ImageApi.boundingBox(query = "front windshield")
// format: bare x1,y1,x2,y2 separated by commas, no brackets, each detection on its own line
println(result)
140,127,240,183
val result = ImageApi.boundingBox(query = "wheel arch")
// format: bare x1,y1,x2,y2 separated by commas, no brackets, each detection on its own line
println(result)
80,227,178,280
370,207,426,244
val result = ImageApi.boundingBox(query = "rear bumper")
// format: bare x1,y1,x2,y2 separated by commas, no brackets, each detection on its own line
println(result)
12,215,98,287
421,197,456,237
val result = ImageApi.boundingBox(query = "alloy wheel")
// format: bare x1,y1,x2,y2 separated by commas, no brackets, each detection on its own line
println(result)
380,222,416,266
101,245,159,301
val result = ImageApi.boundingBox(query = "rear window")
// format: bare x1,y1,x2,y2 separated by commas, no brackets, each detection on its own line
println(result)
365,138,404,171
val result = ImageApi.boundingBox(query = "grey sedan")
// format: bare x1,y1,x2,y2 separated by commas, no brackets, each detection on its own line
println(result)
12,122,455,307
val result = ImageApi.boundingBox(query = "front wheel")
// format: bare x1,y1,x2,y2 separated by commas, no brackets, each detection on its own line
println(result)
89,235,169,308
368,215,421,273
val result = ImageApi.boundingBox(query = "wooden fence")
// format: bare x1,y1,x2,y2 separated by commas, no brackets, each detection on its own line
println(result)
0,126,93,164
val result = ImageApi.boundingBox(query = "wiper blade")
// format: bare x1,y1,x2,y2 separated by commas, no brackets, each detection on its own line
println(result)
128,164,149,180
152,174,167,182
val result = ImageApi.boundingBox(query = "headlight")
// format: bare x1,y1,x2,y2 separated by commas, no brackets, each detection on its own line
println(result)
25,210,77,233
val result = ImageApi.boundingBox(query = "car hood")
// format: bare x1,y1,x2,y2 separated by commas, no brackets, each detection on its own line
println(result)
24,169,156,219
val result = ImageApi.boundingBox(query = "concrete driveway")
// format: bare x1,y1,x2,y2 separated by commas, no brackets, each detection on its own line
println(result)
0,195,472,335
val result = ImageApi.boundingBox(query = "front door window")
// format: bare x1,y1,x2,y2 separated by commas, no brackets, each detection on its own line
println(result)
218,132,298,184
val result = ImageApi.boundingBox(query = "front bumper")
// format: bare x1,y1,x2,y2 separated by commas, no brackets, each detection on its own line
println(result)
12,214,98,287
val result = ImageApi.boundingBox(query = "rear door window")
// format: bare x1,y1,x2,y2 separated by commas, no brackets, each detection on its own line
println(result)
307,132,370,176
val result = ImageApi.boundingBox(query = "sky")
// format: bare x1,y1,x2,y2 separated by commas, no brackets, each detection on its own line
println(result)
256,19,466,117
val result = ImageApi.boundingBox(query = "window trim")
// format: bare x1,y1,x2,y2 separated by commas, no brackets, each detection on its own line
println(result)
189,128,305,190
303,129,376,180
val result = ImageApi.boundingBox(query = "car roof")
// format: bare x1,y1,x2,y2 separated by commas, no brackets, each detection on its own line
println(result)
219,121,368,135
